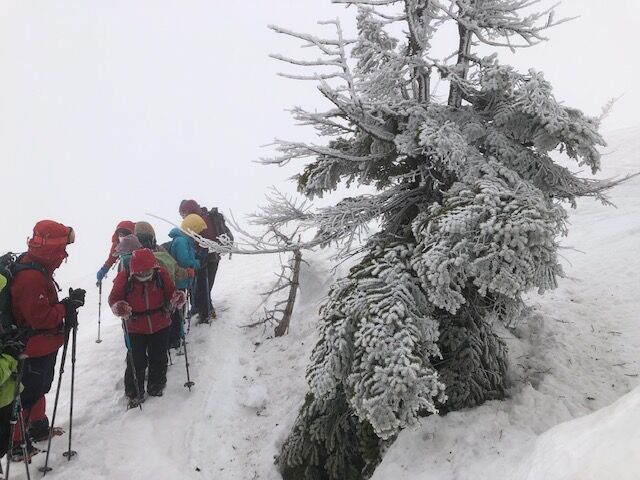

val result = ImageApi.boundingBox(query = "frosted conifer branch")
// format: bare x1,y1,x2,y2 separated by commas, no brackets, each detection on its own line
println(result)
289,106,355,136
249,188,313,227
441,0,574,51
260,139,390,166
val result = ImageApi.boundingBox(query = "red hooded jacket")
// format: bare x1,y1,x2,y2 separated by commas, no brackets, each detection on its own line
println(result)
11,220,73,357
102,220,136,269
108,249,176,335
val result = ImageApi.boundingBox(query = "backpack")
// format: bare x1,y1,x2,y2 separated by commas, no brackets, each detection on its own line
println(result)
160,240,173,254
0,252,48,338
206,208,234,243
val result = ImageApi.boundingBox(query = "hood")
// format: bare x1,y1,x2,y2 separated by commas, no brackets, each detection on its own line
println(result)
179,200,201,217
129,248,158,275
114,234,142,256
27,220,74,272
111,220,136,243
168,227,188,240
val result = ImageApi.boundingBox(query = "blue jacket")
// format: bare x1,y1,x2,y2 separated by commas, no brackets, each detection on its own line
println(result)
168,228,200,289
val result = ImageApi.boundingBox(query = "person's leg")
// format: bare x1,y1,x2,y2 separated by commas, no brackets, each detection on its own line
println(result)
0,403,12,457
207,257,219,318
124,334,148,398
146,327,170,396
195,265,209,321
168,309,183,349
13,352,57,443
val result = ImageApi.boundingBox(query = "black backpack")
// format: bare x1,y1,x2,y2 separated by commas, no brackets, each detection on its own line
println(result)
0,252,49,338
206,207,234,243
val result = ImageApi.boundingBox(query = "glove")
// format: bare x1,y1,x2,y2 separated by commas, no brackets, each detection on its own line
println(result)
96,266,109,283
61,288,86,309
112,301,132,318
60,288,85,329
186,268,195,279
170,291,187,309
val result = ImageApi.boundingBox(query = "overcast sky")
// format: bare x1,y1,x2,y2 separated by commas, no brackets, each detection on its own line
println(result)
0,0,637,286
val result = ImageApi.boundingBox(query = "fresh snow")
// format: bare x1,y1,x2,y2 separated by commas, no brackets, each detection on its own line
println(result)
6,127,640,480
372,127,640,480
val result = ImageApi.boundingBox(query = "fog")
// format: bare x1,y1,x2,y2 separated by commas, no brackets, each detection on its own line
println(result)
0,0,637,288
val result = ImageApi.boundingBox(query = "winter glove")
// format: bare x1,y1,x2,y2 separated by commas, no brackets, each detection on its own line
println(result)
96,266,109,283
112,300,132,319
170,291,187,310
64,288,86,308
60,288,85,329
186,267,195,278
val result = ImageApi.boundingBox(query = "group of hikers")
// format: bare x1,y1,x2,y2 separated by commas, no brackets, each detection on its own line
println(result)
0,199,232,472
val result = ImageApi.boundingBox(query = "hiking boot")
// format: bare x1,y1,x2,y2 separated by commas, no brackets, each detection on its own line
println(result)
209,307,217,319
28,418,49,442
10,442,40,463
147,385,164,397
30,426,65,443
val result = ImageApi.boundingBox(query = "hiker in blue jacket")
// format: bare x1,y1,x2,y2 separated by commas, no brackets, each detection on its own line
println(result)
167,214,206,291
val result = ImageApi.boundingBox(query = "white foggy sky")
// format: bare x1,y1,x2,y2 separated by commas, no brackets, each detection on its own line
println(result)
0,0,637,286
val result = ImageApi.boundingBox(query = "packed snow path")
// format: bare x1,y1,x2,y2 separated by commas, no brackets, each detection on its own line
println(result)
9,249,329,480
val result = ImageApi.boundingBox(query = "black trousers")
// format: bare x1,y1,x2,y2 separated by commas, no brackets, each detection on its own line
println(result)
0,403,11,457
124,327,170,397
195,257,219,318
168,305,185,349
21,352,58,410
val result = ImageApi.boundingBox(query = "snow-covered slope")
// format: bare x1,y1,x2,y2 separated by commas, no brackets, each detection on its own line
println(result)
7,127,640,480
372,127,640,480
511,384,640,480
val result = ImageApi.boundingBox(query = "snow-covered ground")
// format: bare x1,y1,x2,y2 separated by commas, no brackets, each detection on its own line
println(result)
373,127,640,480
6,127,640,480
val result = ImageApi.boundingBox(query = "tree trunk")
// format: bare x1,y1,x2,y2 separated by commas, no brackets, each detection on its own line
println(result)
274,249,302,337
448,4,473,108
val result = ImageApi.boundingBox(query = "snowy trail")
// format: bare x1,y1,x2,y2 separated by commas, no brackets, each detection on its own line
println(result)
2,253,294,480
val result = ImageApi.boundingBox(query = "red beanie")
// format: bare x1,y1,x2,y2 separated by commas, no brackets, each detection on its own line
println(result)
129,248,158,275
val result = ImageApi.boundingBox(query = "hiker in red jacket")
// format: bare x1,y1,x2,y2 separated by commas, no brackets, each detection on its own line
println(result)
96,220,135,285
10,220,85,460
109,248,186,407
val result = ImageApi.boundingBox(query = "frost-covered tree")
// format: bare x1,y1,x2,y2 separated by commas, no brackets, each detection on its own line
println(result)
262,1,621,479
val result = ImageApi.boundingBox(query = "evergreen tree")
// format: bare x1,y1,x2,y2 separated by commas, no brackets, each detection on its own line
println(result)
265,1,620,478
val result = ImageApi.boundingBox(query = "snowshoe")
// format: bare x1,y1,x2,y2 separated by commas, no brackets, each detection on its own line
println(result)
30,426,65,443
127,395,146,409
10,443,40,463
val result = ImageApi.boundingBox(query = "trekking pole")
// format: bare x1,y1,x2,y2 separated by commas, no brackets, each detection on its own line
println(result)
4,354,26,480
180,309,194,391
40,328,71,475
121,319,142,410
17,408,31,480
96,282,103,344
62,325,78,461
